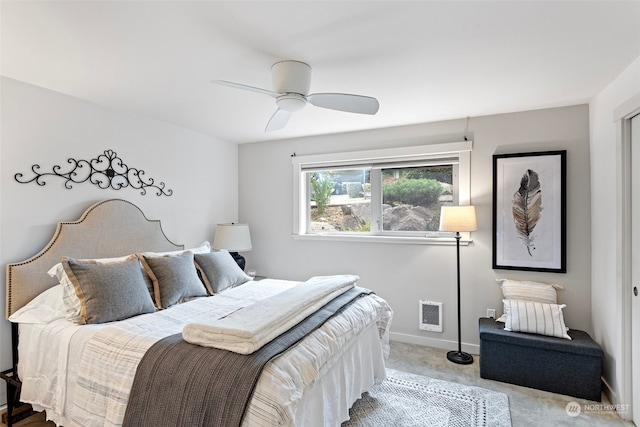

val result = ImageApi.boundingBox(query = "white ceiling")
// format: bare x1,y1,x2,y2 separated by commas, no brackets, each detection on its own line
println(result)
2,1,639,144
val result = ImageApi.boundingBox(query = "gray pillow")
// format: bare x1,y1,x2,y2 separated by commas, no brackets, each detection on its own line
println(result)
194,251,251,294
139,251,207,308
61,256,156,324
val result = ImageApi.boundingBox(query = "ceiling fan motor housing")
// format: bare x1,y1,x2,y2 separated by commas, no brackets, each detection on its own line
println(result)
272,60,312,95
276,94,307,112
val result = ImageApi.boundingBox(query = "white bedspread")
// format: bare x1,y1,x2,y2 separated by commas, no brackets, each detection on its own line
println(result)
18,279,393,427
182,275,358,354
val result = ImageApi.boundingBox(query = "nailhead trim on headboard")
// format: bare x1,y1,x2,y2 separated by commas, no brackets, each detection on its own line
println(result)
5,199,184,319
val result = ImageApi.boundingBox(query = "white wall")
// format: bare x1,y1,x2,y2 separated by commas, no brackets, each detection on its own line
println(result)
589,56,640,405
0,77,597,409
0,77,240,406
239,104,591,351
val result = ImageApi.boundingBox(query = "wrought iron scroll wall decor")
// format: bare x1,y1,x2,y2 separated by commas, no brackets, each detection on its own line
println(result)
15,149,173,196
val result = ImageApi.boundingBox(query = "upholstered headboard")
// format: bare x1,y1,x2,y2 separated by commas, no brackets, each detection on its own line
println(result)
5,199,183,319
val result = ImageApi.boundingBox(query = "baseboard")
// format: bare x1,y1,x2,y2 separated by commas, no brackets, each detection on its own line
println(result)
601,376,632,420
390,332,480,355
601,375,616,403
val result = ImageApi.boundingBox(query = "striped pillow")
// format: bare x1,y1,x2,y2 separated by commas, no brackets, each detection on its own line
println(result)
497,279,563,304
503,299,571,340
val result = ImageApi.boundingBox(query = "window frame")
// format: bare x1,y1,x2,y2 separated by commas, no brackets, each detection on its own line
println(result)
292,141,473,245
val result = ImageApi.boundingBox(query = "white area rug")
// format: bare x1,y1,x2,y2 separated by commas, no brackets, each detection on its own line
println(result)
343,369,512,427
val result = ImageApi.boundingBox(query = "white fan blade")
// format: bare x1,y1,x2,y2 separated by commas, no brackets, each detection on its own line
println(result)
306,93,379,115
212,80,279,98
265,109,292,132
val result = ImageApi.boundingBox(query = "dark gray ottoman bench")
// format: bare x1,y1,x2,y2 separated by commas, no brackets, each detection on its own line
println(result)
479,317,603,401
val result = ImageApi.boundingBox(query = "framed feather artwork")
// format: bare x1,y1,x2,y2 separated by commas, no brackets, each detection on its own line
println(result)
492,150,566,273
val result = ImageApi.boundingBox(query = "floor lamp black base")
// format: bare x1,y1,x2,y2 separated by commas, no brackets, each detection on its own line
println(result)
447,350,474,365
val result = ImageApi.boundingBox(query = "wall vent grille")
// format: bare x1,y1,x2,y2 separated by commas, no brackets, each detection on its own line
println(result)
419,300,443,332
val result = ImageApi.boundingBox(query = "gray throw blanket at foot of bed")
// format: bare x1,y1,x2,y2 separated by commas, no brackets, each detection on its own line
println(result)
122,287,373,427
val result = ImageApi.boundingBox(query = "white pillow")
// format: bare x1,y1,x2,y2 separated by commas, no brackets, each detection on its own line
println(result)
496,279,564,323
49,262,84,323
503,299,571,340
497,279,564,303
139,241,210,258
9,285,67,324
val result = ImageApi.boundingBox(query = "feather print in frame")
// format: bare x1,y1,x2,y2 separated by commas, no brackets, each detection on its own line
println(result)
512,169,543,256
493,150,566,273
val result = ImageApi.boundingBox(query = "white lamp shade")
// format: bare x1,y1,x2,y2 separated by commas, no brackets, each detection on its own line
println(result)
212,223,252,252
439,206,477,232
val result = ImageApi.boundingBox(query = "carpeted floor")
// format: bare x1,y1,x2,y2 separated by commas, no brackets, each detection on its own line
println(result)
1,341,634,426
343,368,511,426
387,342,634,427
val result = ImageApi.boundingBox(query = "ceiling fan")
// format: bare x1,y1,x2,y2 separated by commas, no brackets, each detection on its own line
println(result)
212,60,380,132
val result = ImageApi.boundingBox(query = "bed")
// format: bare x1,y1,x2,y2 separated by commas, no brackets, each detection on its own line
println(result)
4,199,393,427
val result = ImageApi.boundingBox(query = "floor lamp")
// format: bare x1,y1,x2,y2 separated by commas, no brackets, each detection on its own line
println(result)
439,205,477,365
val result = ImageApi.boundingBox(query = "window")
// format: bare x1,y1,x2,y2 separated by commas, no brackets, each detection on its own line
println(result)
292,141,472,243
381,164,455,232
